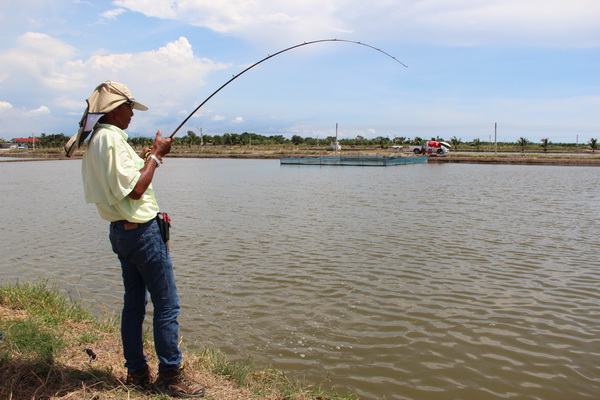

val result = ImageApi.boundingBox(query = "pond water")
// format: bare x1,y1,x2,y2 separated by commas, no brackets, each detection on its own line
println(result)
1,158,599,399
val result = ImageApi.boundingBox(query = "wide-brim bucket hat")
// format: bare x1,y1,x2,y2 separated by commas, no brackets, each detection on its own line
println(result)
87,81,148,113
64,81,147,157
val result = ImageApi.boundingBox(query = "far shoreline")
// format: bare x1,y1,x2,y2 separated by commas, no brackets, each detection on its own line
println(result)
2,148,600,166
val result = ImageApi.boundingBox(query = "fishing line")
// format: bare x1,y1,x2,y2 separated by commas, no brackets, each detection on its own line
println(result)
169,38,407,138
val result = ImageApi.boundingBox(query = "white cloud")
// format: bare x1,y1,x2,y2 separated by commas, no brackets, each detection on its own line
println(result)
211,115,225,121
0,34,231,138
100,8,127,21
0,103,60,137
17,32,76,61
114,0,600,47
1,33,228,110
393,0,600,47
232,116,244,123
0,101,13,112
114,0,350,45
0,32,78,94
77,36,228,93
28,106,51,115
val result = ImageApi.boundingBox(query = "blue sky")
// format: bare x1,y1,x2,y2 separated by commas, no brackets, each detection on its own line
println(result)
1,0,599,143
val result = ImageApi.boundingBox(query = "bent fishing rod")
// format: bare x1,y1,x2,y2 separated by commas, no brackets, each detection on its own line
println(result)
168,39,407,139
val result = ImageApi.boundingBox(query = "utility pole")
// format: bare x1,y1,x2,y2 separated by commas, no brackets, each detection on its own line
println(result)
494,122,497,154
197,127,203,146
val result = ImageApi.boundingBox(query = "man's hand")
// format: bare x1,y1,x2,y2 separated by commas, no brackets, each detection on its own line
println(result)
128,130,171,200
140,146,152,159
151,130,172,159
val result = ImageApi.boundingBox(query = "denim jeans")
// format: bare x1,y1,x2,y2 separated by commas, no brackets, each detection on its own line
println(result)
109,219,182,373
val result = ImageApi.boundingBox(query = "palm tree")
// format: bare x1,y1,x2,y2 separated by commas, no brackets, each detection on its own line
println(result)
472,138,482,151
540,138,550,152
451,136,462,151
517,137,530,152
589,138,598,153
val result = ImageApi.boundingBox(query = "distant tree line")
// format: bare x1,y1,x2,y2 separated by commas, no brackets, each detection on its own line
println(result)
169,131,440,148
35,133,72,148
8,131,600,153
170,131,600,153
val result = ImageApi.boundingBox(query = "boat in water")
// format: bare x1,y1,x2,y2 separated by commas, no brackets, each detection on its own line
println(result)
280,154,427,166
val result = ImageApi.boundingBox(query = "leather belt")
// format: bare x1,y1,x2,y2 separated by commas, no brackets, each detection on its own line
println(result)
113,220,141,230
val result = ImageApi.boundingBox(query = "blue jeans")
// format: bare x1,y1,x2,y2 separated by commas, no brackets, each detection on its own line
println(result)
109,219,182,373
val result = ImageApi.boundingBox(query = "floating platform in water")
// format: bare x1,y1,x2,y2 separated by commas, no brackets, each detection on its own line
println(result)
280,154,427,166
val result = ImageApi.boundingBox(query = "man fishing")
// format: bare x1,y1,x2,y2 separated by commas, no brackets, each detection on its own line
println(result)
71,81,204,398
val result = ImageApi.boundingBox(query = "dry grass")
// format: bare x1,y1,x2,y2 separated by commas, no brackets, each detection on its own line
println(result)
429,153,600,166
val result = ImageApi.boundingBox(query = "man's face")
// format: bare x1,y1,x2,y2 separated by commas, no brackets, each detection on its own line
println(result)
109,102,134,130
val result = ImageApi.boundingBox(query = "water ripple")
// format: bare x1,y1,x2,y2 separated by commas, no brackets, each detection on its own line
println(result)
2,160,600,399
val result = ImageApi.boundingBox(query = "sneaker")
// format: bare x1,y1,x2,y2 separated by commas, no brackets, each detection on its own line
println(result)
125,364,152,390
153,366,205,398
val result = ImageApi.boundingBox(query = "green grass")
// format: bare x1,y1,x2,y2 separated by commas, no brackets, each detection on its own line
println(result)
201,347,255,386
2,319,65,365
0,280,92,325
0,281,91,368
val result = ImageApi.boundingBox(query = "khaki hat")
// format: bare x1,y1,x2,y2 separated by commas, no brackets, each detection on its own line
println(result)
87,81,148,113
64,81,147,157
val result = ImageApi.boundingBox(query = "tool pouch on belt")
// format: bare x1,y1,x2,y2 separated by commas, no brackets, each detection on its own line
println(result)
156,212,171,243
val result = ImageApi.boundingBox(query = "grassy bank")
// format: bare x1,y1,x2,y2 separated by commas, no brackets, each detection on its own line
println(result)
2,146,600,168
2,145,600,166
427,152,600,166
0,281,356,399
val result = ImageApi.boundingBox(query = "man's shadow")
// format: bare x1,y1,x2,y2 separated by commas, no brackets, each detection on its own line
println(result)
0,360,131,399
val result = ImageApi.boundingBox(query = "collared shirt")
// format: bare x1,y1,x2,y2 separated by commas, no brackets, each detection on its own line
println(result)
82,123,159,223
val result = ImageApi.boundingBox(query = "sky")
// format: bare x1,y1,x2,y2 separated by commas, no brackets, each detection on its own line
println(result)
0,0,599,143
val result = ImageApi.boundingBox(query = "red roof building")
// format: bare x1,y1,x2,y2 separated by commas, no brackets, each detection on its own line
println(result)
12,138,41,143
